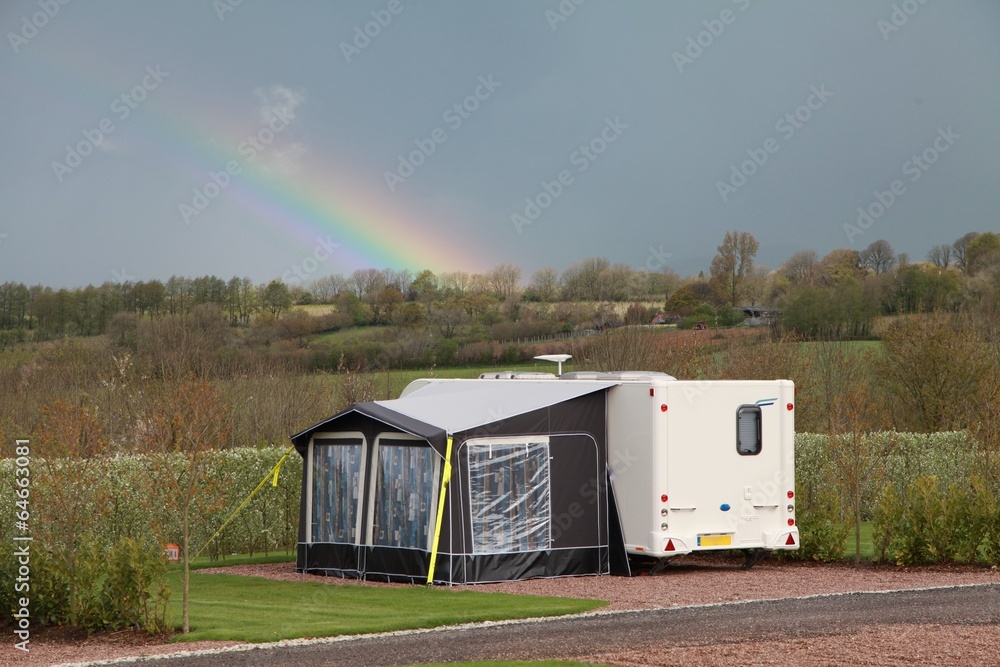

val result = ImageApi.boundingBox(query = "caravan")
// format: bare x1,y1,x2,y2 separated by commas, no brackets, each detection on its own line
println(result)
559,371,799,562
292,368,798,583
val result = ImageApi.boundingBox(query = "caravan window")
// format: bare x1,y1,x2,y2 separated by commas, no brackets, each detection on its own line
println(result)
369,435,439,550
310,435,366,544
736,406,762,455
466,437,551,554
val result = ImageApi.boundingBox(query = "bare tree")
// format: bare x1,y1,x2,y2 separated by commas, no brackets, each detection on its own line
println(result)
780,249,819,284
561,257,610,301
709,230,759,306
486,263,522,301
349,268,386,300
147,380,233,634
381,268,413,293
860,239,896,274
927,244,953,269
644,267,681,300
876,313,991,432
596,264,635,301
439,271,472,296
429,299,468,338
743,266,770,306
573,326,659,372
309,274,347,303
528,268,559,301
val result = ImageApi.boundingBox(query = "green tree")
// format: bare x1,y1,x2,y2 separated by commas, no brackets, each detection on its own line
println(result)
370,287,404,324
953,232,980,273
663,284,700,316
966,232,1000,276
260,280,292,318
408,269,438,303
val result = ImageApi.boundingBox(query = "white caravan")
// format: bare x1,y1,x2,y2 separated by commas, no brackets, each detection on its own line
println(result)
564,371,799,562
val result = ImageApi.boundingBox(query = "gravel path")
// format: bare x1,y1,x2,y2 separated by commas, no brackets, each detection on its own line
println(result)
7,554,998,666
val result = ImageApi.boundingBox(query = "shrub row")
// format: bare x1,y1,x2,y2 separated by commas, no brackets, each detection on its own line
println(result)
793,431,1000,564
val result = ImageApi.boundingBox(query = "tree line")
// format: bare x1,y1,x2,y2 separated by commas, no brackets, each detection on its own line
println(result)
1,230,997,345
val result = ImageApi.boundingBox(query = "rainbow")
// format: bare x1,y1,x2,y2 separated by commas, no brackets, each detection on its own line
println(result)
29,48,481,276
159,105,482,276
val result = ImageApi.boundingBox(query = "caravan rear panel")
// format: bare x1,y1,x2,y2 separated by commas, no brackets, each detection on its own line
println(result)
607,379,798,558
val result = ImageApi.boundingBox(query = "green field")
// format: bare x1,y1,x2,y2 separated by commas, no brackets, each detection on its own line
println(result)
310,324,386,345
167,570,605,643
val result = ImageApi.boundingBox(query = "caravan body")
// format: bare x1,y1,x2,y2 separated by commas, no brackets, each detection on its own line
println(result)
564,372,798,558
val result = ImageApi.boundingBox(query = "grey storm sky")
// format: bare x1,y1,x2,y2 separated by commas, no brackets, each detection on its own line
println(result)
1,0,998,288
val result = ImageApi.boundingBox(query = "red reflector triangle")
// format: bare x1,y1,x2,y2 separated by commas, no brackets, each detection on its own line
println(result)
665,539,675,551
785,534,796,546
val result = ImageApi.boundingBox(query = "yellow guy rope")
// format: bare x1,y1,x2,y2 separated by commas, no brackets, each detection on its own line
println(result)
194,445,295,560
426,435,453,585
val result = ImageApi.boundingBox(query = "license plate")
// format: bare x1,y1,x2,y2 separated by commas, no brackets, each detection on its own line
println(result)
697,534,732,547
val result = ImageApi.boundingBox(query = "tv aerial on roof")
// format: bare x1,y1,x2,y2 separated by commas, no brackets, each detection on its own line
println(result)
533,354,572,376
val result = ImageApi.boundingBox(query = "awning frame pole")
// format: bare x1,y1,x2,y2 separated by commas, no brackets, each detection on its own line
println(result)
427,435,453,585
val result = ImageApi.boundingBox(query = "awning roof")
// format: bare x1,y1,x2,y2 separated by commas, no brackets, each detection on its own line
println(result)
291,379,617,454
375,380,617,433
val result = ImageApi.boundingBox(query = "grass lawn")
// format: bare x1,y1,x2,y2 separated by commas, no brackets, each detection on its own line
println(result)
168,570,605,643
170,552,295,572
842,522,875,560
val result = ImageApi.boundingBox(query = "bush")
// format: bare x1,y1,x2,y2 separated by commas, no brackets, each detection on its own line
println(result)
791,487,850,562
0,536,169,633
873,475,999,565
795,431,999,564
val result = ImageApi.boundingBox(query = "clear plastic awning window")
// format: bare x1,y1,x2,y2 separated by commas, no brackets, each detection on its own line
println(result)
467,437,551,554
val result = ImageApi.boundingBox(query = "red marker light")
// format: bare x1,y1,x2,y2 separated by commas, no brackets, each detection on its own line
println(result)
786,403,794,411
787,490,794,499
661,494,668,503
788,518,795,526
660,404,668,412
649,388,654,397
